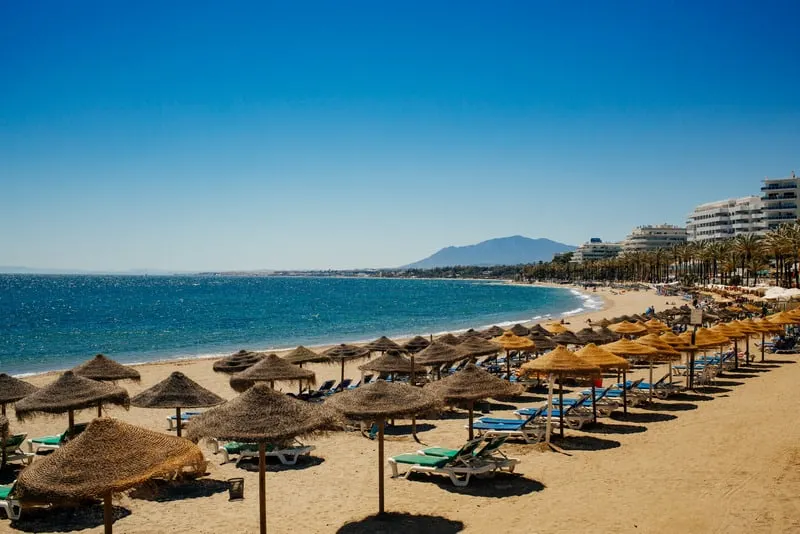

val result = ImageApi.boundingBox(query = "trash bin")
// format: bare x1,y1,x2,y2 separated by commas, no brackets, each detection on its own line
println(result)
228,477,244,501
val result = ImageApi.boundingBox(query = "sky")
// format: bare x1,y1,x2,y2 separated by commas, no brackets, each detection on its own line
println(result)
1,1,799,271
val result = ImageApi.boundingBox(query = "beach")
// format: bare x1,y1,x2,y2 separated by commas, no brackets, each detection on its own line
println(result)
9,286,800,533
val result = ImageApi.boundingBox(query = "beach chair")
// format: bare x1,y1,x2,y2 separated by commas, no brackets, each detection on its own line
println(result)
389,438,495,487
26,423,89,454
308,380,336,398
472,436,520,473
0,481,21,520
620,375,683,400
348,374,373,389
2,435,33,465
211,438,315,466
472,409,546,443
166,411,202,431
327,379,352,394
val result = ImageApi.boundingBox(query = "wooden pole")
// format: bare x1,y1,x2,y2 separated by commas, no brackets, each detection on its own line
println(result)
97,403,102,417
1,403,5,416
761,332,766,362
175,407,182,438
648,361,654,403
259,443,267,534
505,350,511,381
733,339,739,370
591,383,597,424
468,401,474,440
544,374,554,445
622,371,628,415
341,361,345,385
68,409,75,434
104,492,113,534
378,418,385,515
558,378,564,439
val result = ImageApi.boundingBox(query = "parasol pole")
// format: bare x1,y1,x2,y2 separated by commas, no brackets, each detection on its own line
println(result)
104,491,113,534
558,376,564,439
544,373,554,445
468,400,474,440
733,339,739,370
761,331,765,362
591,381,598,424
1,404,4,416
68,409,75,434
622,370,628,415
98,403,103,417
648,360,654,403
341,361,345,386
378,418,385,515
259,443,267,534
175,407,182,437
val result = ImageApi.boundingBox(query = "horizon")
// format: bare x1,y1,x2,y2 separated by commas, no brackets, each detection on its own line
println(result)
2,2,799,271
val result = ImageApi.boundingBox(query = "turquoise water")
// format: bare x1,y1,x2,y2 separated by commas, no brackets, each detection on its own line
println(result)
0,275,599,376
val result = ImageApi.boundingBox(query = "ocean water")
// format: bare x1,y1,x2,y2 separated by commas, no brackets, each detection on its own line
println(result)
0,275,601,376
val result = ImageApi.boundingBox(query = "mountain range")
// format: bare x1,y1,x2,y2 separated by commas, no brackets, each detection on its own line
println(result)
402,235,576,269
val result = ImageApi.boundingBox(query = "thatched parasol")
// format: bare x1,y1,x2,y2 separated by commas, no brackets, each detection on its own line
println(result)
752,318,784,363
402,336,431,354
633,335,682,401
0,373,37,416
455,337,501,358
509,324,530,336
596,318,612,328
643,318,669,333
542,322,569,334
608,320,648,337
729,319,762,365
575,328,607,345
16,418,205,533
15,371,129,433
364,336,404,354
229,354,316,393
72,354,140,416
574,343,630,422
483,325,507,338
359,350,424,378
324,344,371,384
414,342,468,377
551,331,584,346
491,331,535,380
130,372,224,437
213,350,265,374
188,384,340,534
597,327,621,342
282,346,331,367
436,333,461,346
325,381,441,515
529,324,553,337
425,364,522,439
528,334,556,351
768,311,796,326
520,346,601,442
601,339,659,410
457,329,491,342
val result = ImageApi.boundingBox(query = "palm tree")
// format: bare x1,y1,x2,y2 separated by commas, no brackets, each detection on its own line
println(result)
733,234,763,286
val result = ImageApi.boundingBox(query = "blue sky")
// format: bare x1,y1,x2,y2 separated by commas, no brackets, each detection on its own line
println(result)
1,1,799,271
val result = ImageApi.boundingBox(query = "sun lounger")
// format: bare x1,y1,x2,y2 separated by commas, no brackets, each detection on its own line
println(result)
473,436,520,472
472,410,546,443
0,481,21,520
3,434,33,465
26,423,89,453
166,411,203,431
211,438,315,466
389,438,495,486
618,375,683,399
308,379,336,398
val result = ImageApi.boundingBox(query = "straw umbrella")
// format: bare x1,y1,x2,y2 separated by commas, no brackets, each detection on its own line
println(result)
575,328,606,345
529,324,553,337
323,344,371,385
710,323,746,370
282,346,330,367
601,339,658,412
72,354,141,416
551,331,585,347
608,320,648,337
15,371,129,433
574,344,630,422
729,320,759,365
542,322,569,335
509,324,530,336
520,346,601,442
359,350,423,381
325,381,441,515
491,331,535,380
0,373,37,416
364,336,404,354
15,418,205,534
402,336,431,354
633,335,682,402
455,337,501,359
436,333,461,346
414,341,468,379
483,325,507,338
598,326,622,343
643,318,669,333
528,334,556,352
213,350,265,374
425,364,522,439
230,354,316,393
130,372,224,437
188,384,340,534
741,318,776,363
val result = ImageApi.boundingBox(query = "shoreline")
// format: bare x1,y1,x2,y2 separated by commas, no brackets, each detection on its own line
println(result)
17,283,630,381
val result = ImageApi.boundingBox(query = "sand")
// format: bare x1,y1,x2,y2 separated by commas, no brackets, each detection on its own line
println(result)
6,286,800,533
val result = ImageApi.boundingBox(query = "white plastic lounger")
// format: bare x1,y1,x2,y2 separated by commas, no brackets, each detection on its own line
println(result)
210,438,315,466
389,439,495,487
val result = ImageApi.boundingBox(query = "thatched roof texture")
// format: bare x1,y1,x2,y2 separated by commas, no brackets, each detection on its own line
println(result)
131,372,224,409
520,346,601,377
72,354,141,382
187,383,341,443
483,326,507,338
323,344,371,362
359,350,421,374
283,346,331,365
229,354,316,393
608,321,648,336
402,336,431,354
436,333,461,346
0,373,38,404
425,364,522,402
326,380,441,421
15,371,129,421
574,344,630,370
509,324,530,336
15,418,205,504
456,337,501,357
213,350,265,374
414,341,467,366
364,336,404,353
602,338,660,358
491,331,535,351
550,331,584,346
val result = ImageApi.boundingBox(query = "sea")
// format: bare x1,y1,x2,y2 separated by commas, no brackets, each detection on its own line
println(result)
0,275,602,376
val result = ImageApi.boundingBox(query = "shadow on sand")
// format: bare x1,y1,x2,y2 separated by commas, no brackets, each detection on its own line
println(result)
405,471,545,497
555,435,621,451
610,412,677,424
668,392,715,402
236,455,325,473
10,503,131,533
642,401,698,412
581,422,647,435
129,478,230,502
337,513,464,534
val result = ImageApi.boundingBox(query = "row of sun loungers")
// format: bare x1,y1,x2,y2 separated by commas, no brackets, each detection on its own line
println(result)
208,438,315,466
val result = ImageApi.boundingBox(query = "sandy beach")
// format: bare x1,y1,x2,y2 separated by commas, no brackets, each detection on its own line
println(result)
7,286,800,533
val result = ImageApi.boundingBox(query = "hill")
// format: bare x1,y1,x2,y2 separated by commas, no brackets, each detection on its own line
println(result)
402,235,576,269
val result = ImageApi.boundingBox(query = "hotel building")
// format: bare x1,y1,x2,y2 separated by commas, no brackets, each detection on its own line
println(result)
761,172,799,230
686,196,764,241
621,224,687,253
570,238,622,263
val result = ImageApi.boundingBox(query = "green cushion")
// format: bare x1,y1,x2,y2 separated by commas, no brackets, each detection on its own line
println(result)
0,485,14,500
419,447,460,459
31,434,64,445
224,442,259,454
391,454,450,468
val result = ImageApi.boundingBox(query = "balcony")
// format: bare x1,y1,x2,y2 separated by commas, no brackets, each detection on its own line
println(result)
761,193,797,201
762,203,797,211
764,213,797,222
761,183,798,191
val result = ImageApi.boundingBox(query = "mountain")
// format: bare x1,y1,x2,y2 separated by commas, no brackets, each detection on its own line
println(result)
402,235,576,269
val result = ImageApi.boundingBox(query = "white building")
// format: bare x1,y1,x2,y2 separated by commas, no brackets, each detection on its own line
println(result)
570,238,622,263
621,224,687,253
761,172,799,230
686,196,764,241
